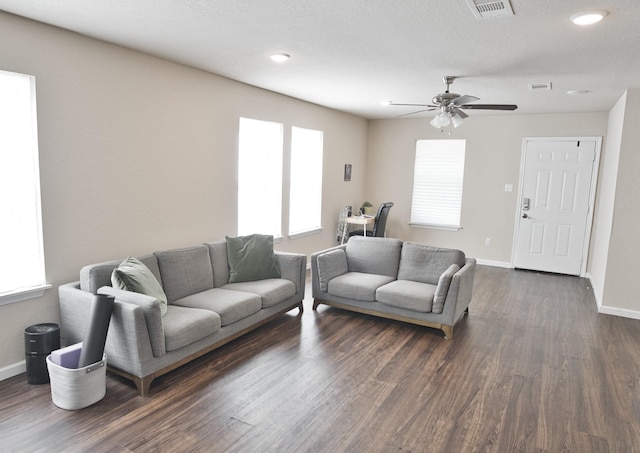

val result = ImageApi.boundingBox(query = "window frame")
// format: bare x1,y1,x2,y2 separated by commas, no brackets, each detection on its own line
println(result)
288,126,324,238
0,70,50,306
409,139,466,231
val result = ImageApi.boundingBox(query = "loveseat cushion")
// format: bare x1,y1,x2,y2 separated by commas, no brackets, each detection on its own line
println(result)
345,237,402,278
317,248,348,292
155,245,214,303
328,272,395,301
162,305,221,352
398,243,466,285
376,280,436,313
173,288,261,326
223,278,296,308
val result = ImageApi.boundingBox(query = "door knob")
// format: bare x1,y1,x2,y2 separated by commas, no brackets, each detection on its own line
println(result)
522,213,528,219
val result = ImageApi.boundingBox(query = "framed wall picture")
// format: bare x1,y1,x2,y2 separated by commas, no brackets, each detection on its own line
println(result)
344,164,352,181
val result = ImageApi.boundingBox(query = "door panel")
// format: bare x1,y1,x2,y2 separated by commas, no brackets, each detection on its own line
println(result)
514,139,597,275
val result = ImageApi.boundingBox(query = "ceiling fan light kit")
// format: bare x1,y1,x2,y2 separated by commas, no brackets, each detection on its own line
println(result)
389,76,518,130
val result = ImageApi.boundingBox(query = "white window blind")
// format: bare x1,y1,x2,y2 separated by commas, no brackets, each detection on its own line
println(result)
289,126,323,236
237,117,283,237
0,70,47,301
410,139,466,230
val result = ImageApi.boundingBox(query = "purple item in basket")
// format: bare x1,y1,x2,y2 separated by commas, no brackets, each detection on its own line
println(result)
50,343,83,369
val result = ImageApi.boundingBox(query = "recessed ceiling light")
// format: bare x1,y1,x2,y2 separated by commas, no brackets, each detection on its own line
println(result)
380,100,392,106
270,53,290,63
566,90,591,95
570,10,608,26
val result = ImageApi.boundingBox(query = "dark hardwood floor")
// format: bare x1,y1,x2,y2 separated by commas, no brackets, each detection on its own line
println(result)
2,265,640,452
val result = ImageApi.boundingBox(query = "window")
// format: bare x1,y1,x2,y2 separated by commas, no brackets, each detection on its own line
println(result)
0,70,48,304
237,118,283,237
289,126,323,236
410,139,466,230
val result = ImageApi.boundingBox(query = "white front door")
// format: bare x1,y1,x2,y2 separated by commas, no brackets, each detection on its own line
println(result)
513,138,600,276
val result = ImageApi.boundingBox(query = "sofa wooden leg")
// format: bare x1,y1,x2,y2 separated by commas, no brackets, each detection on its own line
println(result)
298,301,304,314
312,299,321,310
442,325,453,340
133,375,154,397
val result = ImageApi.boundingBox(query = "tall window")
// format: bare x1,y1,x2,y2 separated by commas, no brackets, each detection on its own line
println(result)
410,139,466,230
289,126,323,236
237,117,283,237
0,70,47,302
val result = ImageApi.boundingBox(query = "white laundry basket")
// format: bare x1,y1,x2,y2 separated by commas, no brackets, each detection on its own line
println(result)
46,354,106,410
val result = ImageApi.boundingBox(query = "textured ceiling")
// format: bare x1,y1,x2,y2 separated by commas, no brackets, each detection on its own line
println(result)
1,0,639,119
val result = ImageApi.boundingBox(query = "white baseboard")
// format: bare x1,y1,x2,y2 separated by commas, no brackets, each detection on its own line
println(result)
0,360,26,381
585,272,640,320
475,259,512,268
598,305,640,320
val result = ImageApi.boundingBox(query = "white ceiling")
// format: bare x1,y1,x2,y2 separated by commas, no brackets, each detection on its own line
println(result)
1,0,639,119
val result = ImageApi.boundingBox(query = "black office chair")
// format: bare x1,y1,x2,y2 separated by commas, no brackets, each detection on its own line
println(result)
349,202,394,237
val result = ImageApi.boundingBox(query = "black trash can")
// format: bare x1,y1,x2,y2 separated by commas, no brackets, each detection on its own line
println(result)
24,323,60,384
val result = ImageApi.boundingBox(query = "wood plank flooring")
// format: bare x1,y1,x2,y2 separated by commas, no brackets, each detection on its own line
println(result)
1,265,640,452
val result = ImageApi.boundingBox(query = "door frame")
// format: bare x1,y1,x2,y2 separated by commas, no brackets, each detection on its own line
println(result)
511,136,602,277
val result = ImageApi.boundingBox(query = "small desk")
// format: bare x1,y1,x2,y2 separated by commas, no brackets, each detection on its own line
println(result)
344,215,375,242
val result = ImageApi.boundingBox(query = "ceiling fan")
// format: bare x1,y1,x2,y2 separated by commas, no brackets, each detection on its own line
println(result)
388,76,518,128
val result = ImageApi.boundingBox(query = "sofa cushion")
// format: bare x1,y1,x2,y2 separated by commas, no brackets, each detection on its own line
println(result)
80,255,161,294
317,249,348,292
111,256,168,317
223,278,296,308
398,242,466,285
205,241,231,288
162,305,221,352
155,245,214,303
173,288,261,326
376,280,436,313
328,272,395,302
345,237,402,278
226,234,281,283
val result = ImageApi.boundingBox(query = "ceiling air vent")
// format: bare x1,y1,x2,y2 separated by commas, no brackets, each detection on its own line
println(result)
465,0,514,19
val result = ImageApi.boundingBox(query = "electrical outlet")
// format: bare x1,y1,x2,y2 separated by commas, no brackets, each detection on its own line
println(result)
485,238,491,246
504,184,513,192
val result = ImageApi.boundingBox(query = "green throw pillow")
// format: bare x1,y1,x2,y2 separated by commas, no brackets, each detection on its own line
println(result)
111,256,168,317
226,234,281,283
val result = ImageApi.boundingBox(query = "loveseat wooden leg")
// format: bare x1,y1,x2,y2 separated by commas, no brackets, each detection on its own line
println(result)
298,301,304,314
312,299,321,310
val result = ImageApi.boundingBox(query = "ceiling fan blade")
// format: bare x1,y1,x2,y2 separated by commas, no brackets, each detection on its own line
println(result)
395,108,436,117
452,107,468,119
452,95,479,106
459,104,518,111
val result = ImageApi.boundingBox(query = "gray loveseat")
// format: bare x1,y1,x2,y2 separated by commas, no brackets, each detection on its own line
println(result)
311,237,475,339
58,239,306,396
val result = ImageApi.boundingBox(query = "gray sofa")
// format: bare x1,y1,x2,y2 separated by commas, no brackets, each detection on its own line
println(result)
58,240,306,396
311,237,475,339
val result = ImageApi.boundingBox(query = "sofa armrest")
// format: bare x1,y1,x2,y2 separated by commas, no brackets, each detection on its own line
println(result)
59,282,159,372
97,286,166,357
275,251,307,296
